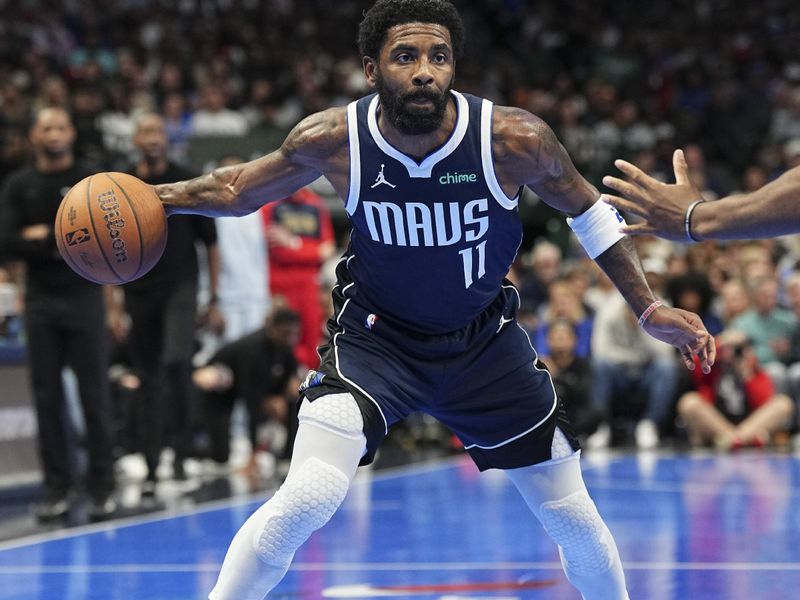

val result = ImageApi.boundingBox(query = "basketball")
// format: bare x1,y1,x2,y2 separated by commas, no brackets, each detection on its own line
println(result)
54,172,168,285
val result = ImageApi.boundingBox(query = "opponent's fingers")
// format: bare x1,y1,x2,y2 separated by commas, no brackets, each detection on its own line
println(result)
614,159,657,189
673,149,692,186
600,193,645,217
602,175,645,201
618,222,655,236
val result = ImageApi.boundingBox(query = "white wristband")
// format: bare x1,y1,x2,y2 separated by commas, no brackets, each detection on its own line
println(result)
566,199,627,259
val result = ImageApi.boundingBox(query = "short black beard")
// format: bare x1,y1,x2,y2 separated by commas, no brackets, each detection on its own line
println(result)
374,72,451,136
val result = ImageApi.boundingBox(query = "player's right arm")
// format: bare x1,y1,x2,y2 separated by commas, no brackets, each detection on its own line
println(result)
156,107,348,217
603,150,800,241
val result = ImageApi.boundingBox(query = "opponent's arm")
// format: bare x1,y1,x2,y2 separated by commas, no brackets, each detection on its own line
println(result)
494,107,714,371
603,150,800,241
156,108,347,217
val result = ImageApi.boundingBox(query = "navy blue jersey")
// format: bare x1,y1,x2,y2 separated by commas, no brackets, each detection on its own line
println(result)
342,90,523,334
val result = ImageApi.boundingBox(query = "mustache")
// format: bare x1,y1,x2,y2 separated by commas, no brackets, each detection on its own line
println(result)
401,89,443,102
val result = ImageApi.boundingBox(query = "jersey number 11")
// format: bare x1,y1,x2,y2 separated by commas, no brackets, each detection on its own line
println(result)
459,241,487,288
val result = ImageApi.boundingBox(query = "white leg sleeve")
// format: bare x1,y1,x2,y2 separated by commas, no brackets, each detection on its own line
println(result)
504,428,629,600
209,394,367,600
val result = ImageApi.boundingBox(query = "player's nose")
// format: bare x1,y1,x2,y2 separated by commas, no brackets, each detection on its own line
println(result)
411,57,434,86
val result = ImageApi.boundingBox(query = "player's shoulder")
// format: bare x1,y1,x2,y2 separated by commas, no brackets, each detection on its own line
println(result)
492,106,554,148
281,106,348,165
490,104,559,166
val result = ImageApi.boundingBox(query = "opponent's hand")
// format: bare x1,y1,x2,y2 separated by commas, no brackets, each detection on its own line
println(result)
642,305,716,373
600,149,702,241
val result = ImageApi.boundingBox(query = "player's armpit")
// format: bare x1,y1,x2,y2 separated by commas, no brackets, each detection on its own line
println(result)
492,106,598,215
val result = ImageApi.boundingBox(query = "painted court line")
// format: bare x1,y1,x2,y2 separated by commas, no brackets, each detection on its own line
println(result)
0,456,467,554
0,561,798,574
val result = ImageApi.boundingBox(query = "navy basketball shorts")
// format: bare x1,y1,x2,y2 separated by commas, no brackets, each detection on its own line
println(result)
300,283,579,471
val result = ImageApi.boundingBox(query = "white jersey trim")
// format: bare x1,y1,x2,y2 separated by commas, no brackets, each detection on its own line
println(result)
367,90,470,179
345,101,361,215
480,99,519,210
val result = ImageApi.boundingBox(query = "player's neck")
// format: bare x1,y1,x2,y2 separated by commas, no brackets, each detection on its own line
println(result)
35,152,73,173
376,98,457,161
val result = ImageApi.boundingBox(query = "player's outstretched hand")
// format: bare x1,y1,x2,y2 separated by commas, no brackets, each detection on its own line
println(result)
600,149,702,241
643,306,716,373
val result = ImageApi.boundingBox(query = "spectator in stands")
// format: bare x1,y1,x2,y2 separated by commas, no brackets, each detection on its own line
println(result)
541,319,599,440
107,113,221,495
588,293,679,449
719,278,751,324
678,330,794,449
519,240,562,320
194,307,300,472
0,108,116,520
730,276,795,392
191,83,249,137
209,155,271,345
261,187,335,369
533,278,593,358
667,272,725,336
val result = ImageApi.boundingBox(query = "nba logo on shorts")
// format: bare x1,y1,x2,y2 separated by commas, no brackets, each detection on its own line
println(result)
365,313,378,330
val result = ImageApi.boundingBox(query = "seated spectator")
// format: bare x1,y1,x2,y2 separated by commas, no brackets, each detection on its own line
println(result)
518,240,562,322
191,83,249,137
719,278,751,324
588,294,680,449
540,319,600,439
667,272,725,336
678,331,794,449
533,278,593,358
730,276,795,392
193,308,301,474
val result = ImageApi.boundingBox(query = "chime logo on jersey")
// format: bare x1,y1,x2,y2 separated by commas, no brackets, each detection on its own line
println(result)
362,197,489,247
365,313,378,330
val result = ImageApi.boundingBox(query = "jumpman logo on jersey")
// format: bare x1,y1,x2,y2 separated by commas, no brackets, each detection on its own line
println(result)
371,163,396,189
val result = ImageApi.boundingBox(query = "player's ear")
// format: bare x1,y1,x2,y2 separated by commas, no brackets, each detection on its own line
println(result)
363,56,378,87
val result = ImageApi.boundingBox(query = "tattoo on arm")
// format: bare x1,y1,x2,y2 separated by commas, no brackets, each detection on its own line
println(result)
495,106,598,215
594,237,655,315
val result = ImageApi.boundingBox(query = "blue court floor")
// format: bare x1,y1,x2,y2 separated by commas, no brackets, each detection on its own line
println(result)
0,451,798,599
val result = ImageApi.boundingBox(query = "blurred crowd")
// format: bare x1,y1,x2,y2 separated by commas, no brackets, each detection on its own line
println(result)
1,0,800,520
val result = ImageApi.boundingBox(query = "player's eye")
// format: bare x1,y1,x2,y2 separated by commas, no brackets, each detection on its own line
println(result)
433,53,447,63
396,53,413,63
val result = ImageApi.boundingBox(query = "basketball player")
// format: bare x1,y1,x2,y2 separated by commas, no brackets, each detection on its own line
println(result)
602,149,800,241
153,2,716,598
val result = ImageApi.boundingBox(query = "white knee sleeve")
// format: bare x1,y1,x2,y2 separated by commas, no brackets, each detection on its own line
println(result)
209,397,367,600
539,490,613,577
253,457,349,567
298,392,365,440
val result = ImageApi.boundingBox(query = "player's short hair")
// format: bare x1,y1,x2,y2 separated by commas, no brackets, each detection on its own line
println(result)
358,0,464,60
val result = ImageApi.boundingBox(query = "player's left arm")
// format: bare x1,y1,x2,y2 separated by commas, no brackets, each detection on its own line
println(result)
493,106,715,372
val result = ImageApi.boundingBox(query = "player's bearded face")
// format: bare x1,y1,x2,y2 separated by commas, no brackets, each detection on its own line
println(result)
374,69,452,135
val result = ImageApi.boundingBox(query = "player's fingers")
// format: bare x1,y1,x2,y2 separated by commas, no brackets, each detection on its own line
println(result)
600,193,645,217
614,159,656,189
673,149,692,186
602,175,645,201
705,334,717,370
681,345,696,371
